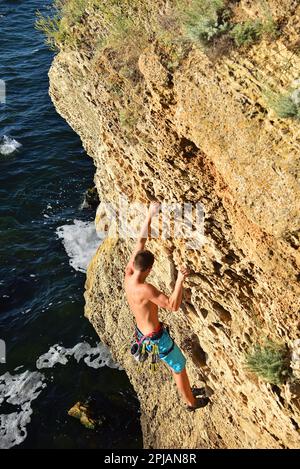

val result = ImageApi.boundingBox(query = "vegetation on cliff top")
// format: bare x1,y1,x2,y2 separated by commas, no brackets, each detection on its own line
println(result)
36,0,277,53
38,0,295,124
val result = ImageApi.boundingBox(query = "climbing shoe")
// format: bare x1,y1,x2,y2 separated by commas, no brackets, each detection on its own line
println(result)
191,387,206,398
187,396,210,412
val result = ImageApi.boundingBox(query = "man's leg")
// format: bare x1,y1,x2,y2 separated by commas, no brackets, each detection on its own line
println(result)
172,368,196,407
159,332,208,408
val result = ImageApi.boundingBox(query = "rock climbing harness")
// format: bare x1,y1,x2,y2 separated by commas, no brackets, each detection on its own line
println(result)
150,343,160,372
130,324,174,372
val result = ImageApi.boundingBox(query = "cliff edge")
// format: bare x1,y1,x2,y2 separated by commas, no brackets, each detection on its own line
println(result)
48,0,300,448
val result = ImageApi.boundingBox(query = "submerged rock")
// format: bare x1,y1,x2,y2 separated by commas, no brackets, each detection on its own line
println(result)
68,398,106,430
82,186,99,210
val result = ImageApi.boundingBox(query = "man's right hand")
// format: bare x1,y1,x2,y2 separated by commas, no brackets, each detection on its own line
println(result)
177,266,190,282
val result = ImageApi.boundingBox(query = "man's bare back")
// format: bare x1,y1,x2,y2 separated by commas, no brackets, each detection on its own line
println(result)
125,267,161,335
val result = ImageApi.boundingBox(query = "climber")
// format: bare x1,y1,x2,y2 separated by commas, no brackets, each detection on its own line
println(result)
124,202,209,411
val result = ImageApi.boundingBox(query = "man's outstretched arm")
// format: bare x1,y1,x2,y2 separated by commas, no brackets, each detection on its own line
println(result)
145,267,190,312
126,202,160,272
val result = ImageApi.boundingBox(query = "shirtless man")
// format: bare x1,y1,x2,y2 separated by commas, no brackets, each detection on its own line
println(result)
124,202,209,410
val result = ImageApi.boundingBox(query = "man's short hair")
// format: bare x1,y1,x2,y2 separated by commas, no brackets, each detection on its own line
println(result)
134,250,155,272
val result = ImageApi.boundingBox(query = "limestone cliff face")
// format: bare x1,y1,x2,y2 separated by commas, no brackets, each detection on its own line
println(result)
49,1,300,448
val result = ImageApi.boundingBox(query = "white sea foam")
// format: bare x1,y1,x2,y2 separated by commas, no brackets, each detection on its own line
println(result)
0,343,120,448
0,371,46,449
36,342,122,370
56,220,101,273
0,136,22,156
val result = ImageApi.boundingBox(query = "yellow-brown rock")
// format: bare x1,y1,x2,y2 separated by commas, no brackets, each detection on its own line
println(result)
49,1,300,449
68,402,96,430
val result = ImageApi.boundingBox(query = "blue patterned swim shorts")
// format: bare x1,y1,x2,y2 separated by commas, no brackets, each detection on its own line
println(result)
135,326,186,373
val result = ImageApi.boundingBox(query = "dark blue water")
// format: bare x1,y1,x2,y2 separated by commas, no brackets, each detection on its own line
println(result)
0,0,141,449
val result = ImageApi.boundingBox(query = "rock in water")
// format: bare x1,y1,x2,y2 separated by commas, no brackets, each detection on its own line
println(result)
68,400,105,430
82,186,99,210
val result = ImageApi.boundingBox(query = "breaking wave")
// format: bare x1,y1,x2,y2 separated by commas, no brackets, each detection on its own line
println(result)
0,371,46,449
56,220,102,273
36,342,122,370
0,136,22,156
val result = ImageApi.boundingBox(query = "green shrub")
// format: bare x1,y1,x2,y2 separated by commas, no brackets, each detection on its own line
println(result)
36,11,64,50
269,93,300,120
36,0,89,50
246,340,290,385
176,0,277,49
263,88,300,119
271,94,300,119
176,0,230,45
259,0,278,36
230,15,277,47
230,20,263,47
